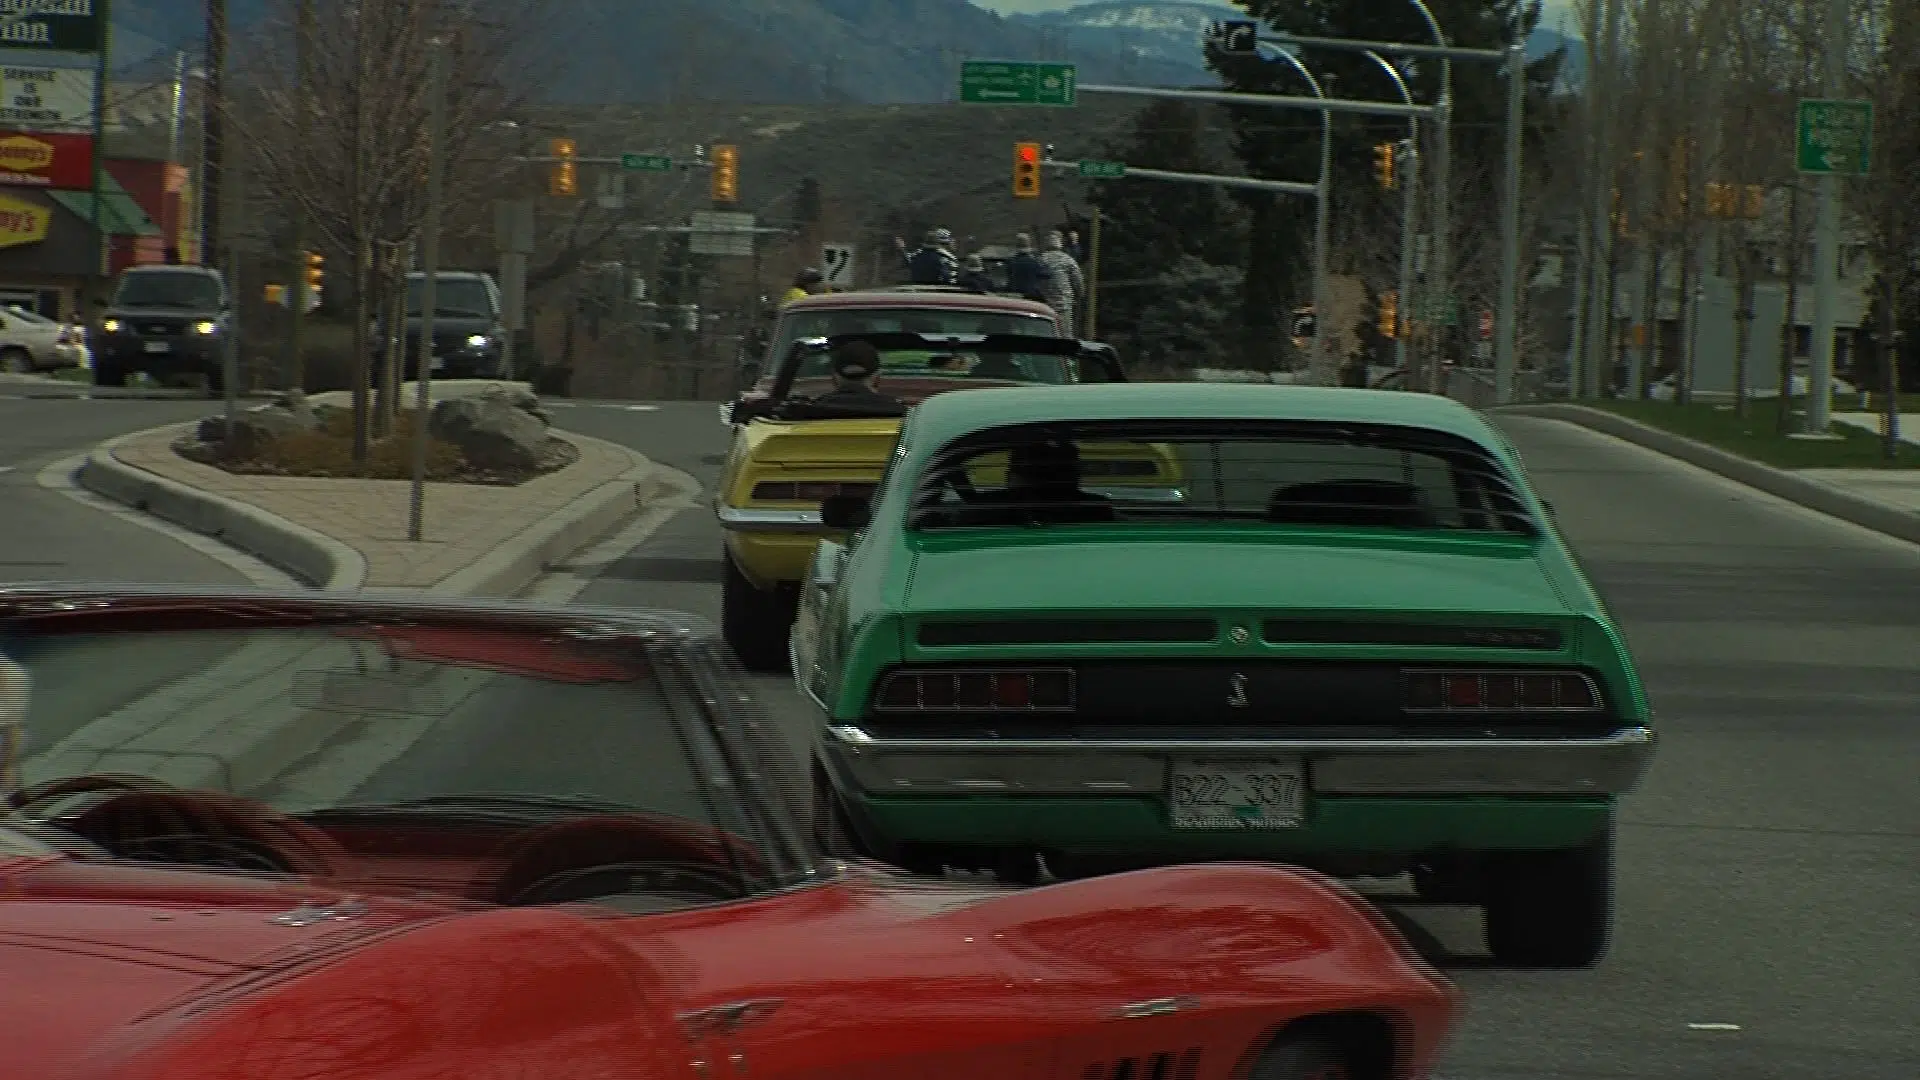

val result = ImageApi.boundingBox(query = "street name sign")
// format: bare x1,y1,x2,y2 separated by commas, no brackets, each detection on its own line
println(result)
960,61,1076,106
1078,159,1127,179
1795,98,1872,176
621,153,673,172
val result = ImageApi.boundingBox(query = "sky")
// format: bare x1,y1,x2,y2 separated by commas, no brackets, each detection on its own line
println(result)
970,1,1583,35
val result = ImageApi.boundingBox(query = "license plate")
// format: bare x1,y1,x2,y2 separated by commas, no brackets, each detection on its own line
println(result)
142,341,170,353
1168,758,1307,830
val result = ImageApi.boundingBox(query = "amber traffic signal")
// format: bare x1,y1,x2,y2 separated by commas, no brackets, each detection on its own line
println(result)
1014,142,1042,199
1378,291,1399,338
1373,142,1397,190
303,251,324,298
549,137,577,197
710,144,739,203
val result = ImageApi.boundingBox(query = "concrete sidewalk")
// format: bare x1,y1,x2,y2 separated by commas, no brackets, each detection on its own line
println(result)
1503,403,1920,545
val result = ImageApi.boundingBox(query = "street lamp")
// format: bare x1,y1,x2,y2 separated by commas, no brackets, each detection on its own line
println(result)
1361,50,1419,378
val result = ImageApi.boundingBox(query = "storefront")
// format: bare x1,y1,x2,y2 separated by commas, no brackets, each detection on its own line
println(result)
0,170,160,321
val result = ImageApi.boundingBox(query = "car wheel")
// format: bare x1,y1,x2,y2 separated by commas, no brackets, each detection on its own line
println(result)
1482,813,1615,968
721,550,797,674
0,347,30,373
1248,1035,1352,1080
92,361,127,387
810,757,865,859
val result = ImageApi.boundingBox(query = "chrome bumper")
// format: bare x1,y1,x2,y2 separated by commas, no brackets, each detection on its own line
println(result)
715,505,824,533
820,724,1657,798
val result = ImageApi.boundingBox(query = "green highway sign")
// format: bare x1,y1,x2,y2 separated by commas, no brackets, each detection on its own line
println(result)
622,153,674,172
1415,293,1461,326
960,60,1077,106
1796,98,1872,176
1078,159,1127,179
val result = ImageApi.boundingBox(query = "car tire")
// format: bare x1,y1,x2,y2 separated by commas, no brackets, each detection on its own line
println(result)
0,347,30,374
810,757,865,859
91,360,127,387
1482,814,1615,968
1248,1035,1353,1080
721,550,797,674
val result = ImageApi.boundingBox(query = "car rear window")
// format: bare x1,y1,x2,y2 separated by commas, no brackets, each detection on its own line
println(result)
771,307,1057,361
908,419,1537,535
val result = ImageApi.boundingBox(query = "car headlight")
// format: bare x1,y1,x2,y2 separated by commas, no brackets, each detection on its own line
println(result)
465,333,492,349
101,318,120,333
193,321,219,335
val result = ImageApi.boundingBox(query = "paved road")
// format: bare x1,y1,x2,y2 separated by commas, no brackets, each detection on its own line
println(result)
546,399,1920,1080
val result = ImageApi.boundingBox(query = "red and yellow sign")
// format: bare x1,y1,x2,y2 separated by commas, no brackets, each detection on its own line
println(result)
0,193,51,249
0,131,93,189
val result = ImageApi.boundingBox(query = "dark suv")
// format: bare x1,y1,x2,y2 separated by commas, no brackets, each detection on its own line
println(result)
93,266,231,392
374,271,507,380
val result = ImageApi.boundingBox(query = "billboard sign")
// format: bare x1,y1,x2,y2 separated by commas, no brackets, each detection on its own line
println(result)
0,63,93,127
0,191,51,248
0,2,107,53
0,129,88,187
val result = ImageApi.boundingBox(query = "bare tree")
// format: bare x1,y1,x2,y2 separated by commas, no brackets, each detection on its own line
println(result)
228,0,548,465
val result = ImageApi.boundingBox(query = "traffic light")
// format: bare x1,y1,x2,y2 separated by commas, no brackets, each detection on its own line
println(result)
1013,142,1042,199
1378,291,1398,338
710,144,739,203
549,137,577,197
303,251,323,302
1373,142,1396,189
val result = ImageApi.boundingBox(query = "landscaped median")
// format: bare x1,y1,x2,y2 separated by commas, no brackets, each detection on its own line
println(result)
1502,398,1920,546
74,380,680,594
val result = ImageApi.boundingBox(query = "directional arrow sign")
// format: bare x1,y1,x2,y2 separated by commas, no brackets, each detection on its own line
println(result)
622,153,674,171
960,61,1077,106
1208,19,1258,55
1795,98,1872,176
1078,159,1127,180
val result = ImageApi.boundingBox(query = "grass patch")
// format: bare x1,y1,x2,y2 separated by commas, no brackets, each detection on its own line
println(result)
178,407,577,485
49,366,91,383
1586,399,1918,470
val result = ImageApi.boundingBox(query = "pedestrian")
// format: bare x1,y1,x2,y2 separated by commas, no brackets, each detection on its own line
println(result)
1038,229,1086,334
780,267,826,307
957,253,994,294
1004,233,1052,304
895,229,959,286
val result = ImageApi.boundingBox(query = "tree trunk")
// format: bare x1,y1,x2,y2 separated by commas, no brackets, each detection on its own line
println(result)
1731,227,1755,416
1776,185,1803,433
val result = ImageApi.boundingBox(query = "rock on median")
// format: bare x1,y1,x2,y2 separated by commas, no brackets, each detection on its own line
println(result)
193,390,322,457
428,391,549,473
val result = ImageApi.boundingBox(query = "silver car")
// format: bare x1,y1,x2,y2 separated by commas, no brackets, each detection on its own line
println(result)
0,306,83,373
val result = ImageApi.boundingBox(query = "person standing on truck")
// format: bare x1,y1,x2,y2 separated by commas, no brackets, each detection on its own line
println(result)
1038,230,1085,334
896,229,959,286
781,267,827,307
1004,234,1052,304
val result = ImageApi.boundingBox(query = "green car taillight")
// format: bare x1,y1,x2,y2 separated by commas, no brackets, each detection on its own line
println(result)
1401,669,1604,713
874,667,1077,713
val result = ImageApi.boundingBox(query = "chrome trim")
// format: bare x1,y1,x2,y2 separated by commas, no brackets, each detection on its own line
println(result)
1114,996,1198,1019
716,506,824,532
1086,485,1186,504
820,725,1657,798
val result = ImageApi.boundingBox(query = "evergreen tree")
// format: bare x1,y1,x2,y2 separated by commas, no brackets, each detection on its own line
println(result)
1086,99,1246,369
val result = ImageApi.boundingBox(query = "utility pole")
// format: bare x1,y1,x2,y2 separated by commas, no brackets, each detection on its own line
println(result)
1492,42,1526,405
408,41,450,543
1803,0,1847,435
284,0,313,390
202,0,227,269
1584,0,1621,399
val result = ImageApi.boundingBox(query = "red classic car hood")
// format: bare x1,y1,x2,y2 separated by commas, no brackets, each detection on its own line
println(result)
0,856,458,1078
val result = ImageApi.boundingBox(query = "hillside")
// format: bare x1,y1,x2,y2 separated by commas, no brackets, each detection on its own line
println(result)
104,0,1216,102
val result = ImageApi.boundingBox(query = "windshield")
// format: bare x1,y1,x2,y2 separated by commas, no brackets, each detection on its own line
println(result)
113,272,223,310
1,620,808,910
771,306,1057,364
407,277,495,318
910,420,1535,534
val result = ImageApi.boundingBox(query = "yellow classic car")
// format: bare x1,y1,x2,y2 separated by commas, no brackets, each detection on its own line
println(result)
715,324,1182,671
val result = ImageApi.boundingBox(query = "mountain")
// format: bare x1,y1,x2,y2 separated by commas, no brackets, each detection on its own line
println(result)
101,0,1218,103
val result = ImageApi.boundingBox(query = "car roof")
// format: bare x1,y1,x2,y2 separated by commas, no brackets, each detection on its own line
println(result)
904,383,1505,451
782,290,1056,317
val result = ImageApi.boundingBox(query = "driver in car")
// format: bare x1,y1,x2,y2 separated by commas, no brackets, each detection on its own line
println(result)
806,341,906,415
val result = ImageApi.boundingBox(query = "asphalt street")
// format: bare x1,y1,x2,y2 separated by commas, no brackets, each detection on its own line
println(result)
548,399,1920,1080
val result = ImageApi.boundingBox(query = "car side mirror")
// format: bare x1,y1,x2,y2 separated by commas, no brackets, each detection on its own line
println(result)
819,493,871,532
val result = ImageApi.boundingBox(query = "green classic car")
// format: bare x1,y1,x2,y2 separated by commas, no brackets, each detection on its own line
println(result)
791,382,1657,969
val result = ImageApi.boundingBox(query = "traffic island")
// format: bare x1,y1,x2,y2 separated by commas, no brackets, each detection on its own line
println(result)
1577,399,1916,470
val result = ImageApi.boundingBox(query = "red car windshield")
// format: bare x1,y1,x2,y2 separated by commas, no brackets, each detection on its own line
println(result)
0,621,809,909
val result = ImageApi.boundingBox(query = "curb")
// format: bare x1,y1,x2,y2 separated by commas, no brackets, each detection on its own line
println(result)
430,429,665,598
77,424,369,590
1501,403,1920,546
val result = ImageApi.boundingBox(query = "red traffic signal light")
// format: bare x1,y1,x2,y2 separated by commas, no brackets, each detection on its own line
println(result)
1013,141,1042,198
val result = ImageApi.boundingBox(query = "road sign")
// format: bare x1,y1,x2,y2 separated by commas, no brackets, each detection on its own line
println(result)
621,152,672,171
689,210,757,257
1796,98,1872,176
1078,159,1127,180
960,61,1076,106
1207,20,1258,55
1415,293,1460,326
820,243,856,287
